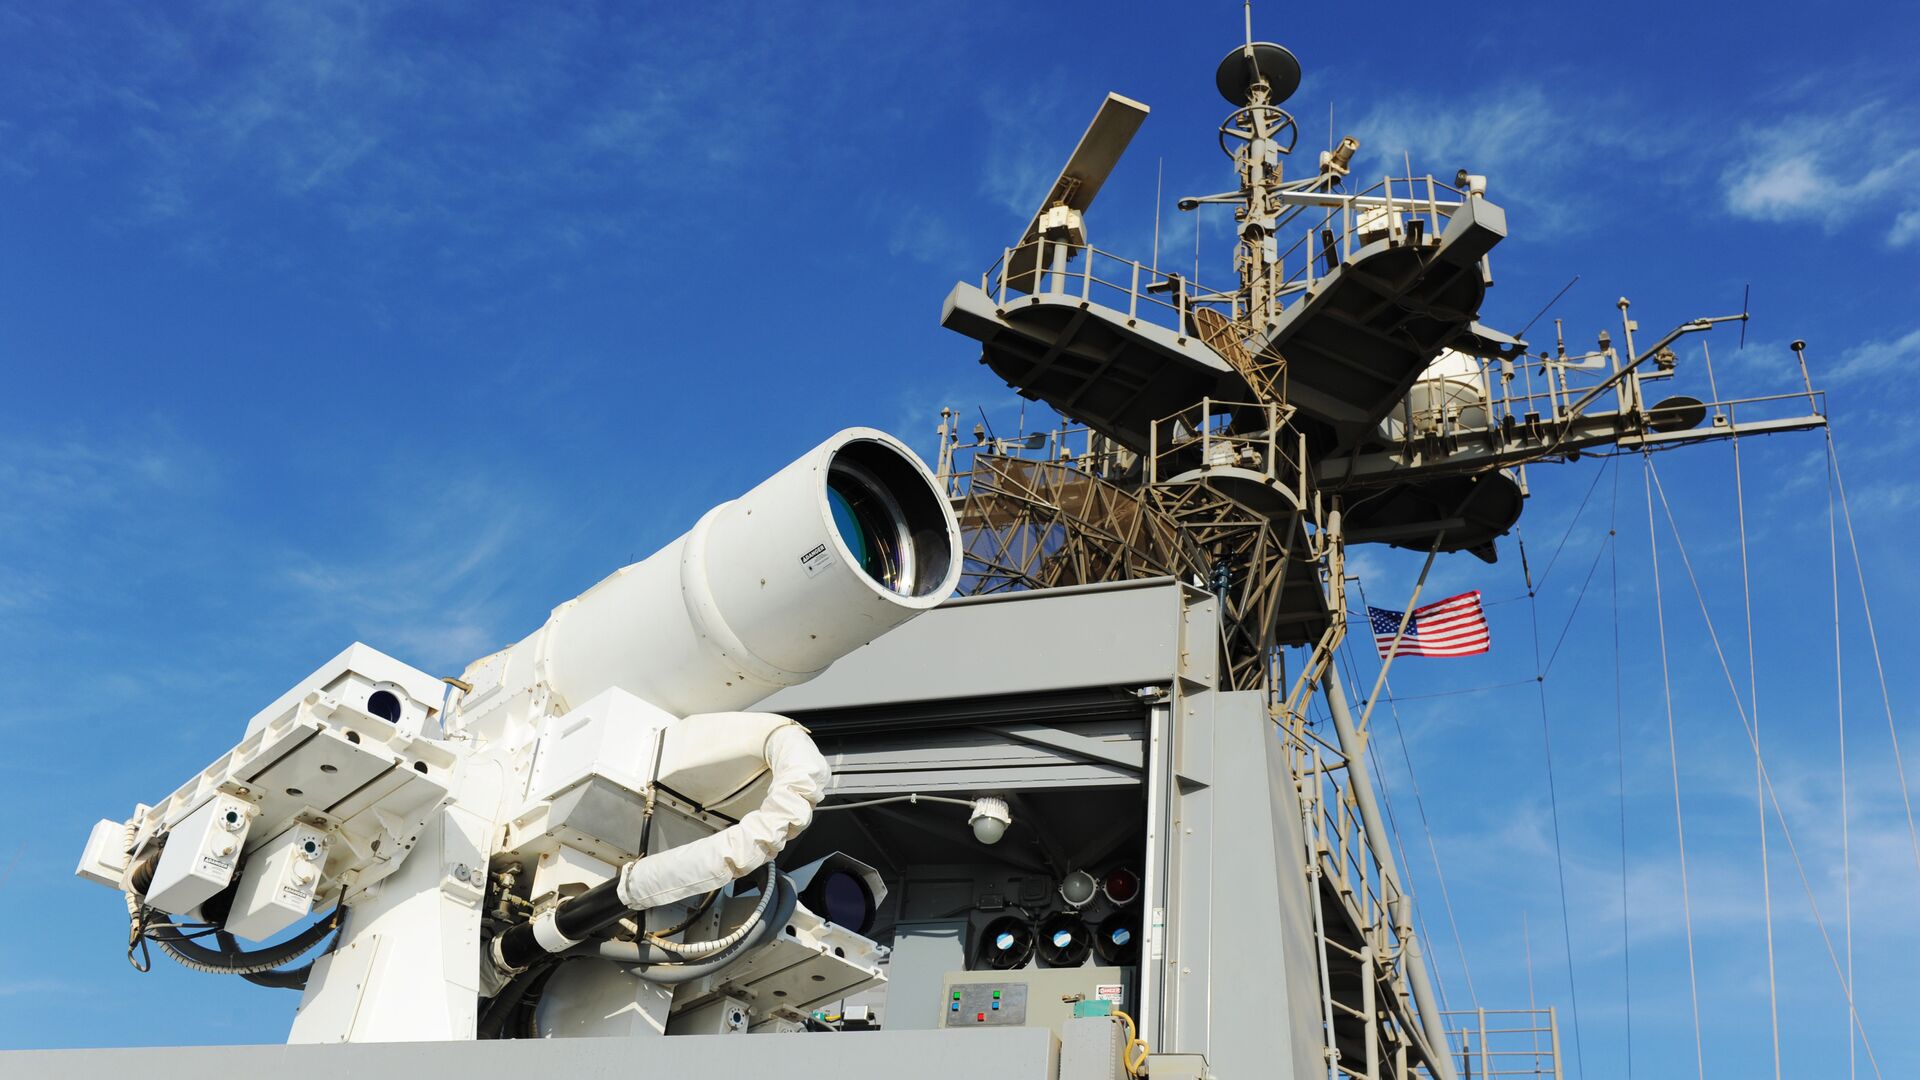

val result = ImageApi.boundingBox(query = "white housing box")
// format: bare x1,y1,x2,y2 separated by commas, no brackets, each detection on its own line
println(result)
147,793,256,915
226,823,329,942
76,818,131,888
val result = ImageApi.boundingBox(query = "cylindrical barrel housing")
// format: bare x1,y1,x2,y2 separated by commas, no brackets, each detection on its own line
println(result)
527,428,960,717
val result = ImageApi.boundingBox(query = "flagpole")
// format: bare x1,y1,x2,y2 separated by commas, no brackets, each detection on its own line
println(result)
1357,527,1448,740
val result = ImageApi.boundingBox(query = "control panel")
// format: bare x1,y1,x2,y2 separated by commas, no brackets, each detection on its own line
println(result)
942,982,1028,1026
938,966,1126,1037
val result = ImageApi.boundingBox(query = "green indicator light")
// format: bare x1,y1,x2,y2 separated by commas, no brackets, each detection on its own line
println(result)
992,990,1001,999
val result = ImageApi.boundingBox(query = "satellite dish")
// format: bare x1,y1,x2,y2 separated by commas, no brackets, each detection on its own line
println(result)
1648,395,1707,432
1215,42,1301,106
1003,93,1151,295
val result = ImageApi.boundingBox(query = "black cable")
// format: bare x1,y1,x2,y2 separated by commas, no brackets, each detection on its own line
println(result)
240,962,314,991
147,907,342,975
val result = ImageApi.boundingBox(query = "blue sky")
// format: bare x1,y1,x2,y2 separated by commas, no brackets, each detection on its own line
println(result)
1,0,1916,1072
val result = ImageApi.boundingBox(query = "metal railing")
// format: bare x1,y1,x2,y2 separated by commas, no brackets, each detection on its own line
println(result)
1259,175,1468,317
1441,1008,1564,1080
975,176,1466,336
1145,398,1305,499
980,240,1240,338
1296,737,1430,1080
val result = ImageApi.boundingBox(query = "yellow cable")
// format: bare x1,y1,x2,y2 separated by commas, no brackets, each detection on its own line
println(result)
1112,1009,1151,1077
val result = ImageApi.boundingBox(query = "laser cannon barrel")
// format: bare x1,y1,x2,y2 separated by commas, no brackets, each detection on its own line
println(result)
471,426,961,721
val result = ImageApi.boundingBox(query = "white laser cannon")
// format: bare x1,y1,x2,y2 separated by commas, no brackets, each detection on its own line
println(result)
76,428,962,1042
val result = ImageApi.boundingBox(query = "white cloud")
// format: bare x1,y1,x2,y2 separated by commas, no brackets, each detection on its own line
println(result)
0,3,891,279
1720,101,1920,245
274,484,533,673
1890,208,1920,248
1825,327,1920,383
1349,85,1695,236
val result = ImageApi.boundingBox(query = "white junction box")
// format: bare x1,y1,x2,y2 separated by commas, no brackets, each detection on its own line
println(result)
147,793,256,915
226,823,329,941
665,994,754,1035
75,818,132,888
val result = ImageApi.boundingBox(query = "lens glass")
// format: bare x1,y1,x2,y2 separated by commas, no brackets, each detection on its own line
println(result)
819,871,872,932
828,472,905,592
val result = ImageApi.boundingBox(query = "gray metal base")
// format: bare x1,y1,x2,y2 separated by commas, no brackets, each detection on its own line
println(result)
1,1028,1060,1080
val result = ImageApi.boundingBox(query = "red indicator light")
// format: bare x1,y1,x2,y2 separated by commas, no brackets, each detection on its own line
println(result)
976,1012,986,1022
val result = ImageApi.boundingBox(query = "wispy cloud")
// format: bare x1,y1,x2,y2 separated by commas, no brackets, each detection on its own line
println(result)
1720,99,1920,247
271,476,542,673
1351,83,1688,235
0,2,895,281
1825,327,1920,384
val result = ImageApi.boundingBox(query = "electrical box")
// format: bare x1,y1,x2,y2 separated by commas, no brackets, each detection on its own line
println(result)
1060,1014,1129,1080
226,823,329,941
75,818,131,888
665,994,753,1035
940,966,1125,1039
147,793,256,915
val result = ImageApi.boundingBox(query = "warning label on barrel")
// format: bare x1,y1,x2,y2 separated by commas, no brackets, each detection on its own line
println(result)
800,543,835,578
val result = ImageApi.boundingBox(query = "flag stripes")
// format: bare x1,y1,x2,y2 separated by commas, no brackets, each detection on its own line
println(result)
1368,590,1490,658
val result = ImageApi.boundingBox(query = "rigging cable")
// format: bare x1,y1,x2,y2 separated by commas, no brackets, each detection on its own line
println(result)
1523,911,1543,1074
1796,341,1920,877
1827,445,1856,1080
1826,438,1920,875
1644,458,1884,1078
1373,678,1535,703
1541,514,1614,678
1516,528,1587,1080
1607,454,1633,1080
1642,454,1706,1080
1712,341,1781,1080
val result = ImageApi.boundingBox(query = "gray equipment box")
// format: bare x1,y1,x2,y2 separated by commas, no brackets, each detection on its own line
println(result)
939,967,1125,1039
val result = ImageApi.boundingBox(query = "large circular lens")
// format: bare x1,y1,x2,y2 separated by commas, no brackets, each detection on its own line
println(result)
827,462,913,594
800,868,877,935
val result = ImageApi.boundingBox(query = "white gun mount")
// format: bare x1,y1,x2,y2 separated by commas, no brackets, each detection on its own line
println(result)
76,427,963,1042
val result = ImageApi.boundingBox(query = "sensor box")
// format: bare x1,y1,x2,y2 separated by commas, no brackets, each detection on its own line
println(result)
227,823,330,941
147,793,256,915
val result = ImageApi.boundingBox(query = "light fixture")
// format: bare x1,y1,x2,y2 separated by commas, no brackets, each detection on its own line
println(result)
813,792,1013,846
1059,869,1098,908
1102,866,1140,906
968,797,1011,845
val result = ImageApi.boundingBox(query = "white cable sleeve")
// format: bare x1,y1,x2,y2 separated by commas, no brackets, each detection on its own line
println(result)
618,719,828,911
530,908,582,954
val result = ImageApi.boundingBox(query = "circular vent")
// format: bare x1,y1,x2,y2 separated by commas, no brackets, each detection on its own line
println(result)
975,916,1035,970
1094,911,1141,966
1036,912,1092,968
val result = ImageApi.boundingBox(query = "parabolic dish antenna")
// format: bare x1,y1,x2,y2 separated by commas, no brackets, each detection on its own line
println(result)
1215,41,1301,106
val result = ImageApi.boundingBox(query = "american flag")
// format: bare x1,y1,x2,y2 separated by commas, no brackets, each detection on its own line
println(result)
1368,590,1490,658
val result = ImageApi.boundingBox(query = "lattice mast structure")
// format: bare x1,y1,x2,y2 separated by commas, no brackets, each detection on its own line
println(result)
932,12,1828,1077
